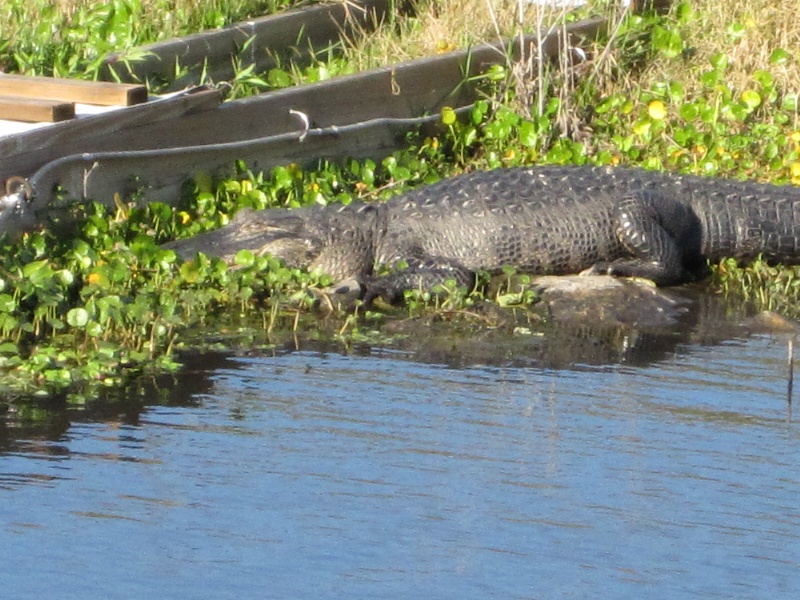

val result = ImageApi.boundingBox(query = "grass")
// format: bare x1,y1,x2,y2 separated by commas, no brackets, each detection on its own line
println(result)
641,0,800,93
340,0,591,66
0,0,305,77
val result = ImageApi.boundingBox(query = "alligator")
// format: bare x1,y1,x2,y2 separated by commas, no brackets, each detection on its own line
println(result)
165,165,800,303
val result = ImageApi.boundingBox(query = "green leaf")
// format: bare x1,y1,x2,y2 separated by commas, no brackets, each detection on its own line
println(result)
753,70,774,90
56,269,75,286
267,68,293,88
675,1,693,22
709,52,729,71
0,294,16,313
700,70,721,88
678,103,699,121
272,165,294,189
651,25,683,59
22,259,52,282
485,64,506,81
470,101,489,124
67,307,90,328
594,96,619,115
234,250,255,268
769,48,791,65
0,341,19,355
0,314,18,334
668,82,685,103
740,89,762,111
726,22,746,40
518,121,537,147
86,321,104,337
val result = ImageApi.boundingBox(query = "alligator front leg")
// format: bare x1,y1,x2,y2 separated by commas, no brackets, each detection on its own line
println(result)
587,191,704,285
363,260,476,305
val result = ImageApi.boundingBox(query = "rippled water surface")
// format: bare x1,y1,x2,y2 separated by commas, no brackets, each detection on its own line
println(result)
3,327,800,598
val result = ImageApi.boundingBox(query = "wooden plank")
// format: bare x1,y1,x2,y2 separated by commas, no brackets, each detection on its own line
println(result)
88,18,608,151
0,96,75,122
0,88,222,182
0,74,147,106
0,17,607,237
102,0,394,92
9,18,605,215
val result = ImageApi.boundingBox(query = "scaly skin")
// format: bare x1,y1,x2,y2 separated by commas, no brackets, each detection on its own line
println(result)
165,165,800,302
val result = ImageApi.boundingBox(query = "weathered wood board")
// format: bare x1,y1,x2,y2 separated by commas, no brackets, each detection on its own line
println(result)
18,19,605,211
0,14,606,235
0,74,147,106
102,0,395,91
0,96,75,123
0,0,398,183
0,88,222,183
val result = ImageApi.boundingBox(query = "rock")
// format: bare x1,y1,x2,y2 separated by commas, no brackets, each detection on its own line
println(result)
531,274,690,328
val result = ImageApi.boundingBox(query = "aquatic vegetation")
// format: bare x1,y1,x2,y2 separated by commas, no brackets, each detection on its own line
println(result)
712,258,800,320
3,1,800,402
0,186,330,399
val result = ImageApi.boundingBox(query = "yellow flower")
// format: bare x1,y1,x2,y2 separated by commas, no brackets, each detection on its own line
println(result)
790,162,800,178
87,273,102,285
790,131,800,143
436,40,456,53
178,211,191,225
441,106,456,125
647,100,667,120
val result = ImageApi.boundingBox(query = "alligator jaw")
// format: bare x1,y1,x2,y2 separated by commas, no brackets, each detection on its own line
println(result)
164,208,323,268
164,202,384,289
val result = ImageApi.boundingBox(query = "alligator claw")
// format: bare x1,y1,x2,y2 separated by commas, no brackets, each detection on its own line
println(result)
308,279,365,313
362,284,398,308
579,264,609,277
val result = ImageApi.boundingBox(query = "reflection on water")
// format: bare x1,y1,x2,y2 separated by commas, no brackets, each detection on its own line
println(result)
2,308,800,598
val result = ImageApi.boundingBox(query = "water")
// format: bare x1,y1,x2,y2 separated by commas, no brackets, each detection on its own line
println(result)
2,321,800,598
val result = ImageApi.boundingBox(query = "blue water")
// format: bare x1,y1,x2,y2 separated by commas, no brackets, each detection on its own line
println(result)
2,334,800,599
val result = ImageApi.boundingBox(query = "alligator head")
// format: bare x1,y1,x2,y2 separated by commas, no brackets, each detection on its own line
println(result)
164,202,383,283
